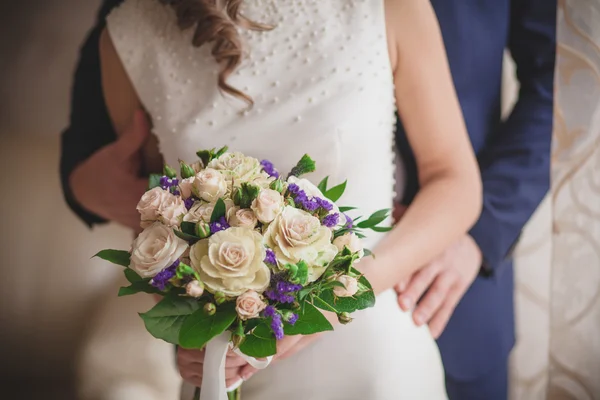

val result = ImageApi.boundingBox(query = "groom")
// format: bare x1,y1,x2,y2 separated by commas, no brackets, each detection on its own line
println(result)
394,1,556,399
60,0,556,399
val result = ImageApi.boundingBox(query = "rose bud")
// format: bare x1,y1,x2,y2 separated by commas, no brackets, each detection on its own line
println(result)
333,275,359,297
214,291,227,305
269,179,286,194
204,303,216,316
163,164,177,179
186,280,204,298
179,160,196,179
232,187,243,206
196,222,211,239
338,312,353,325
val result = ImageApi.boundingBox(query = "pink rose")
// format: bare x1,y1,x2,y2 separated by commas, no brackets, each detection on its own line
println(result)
235,290,267,320
333,275,359,297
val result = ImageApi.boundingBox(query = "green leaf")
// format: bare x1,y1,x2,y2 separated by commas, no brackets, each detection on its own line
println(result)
239,183,260,209
288,154,316,178
338,206,357,213
317,176,329,193
314,273,375,313
124,268,143,284
140,296,201,345
94,249,130,267
196,150,212,166
210,198,227,223
324,180,347,202
174,229,200,243
214,146,229,159
357,209,390,229
363,248,373,258
118,280,159,297
179,302,237,349
284,302,333,335
149,174,162,190
181,222,198,236
370,226,393,233
238,323,277,358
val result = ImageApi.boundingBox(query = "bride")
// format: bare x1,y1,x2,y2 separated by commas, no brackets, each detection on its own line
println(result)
99,0,481,398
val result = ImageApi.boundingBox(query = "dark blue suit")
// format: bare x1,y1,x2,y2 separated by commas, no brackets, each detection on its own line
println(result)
395,0,556,398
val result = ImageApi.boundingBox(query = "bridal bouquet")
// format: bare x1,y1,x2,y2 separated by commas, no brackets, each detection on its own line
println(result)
96,147,390,400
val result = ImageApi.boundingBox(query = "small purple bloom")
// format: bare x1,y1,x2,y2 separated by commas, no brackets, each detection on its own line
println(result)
210,216,230,234
150,260,180,291
316,198,333,212
264,248,277,266
287,183,300,195
171,178,179,186
304,198,320,212
322,213,340,228
260,160,280,179
344,213,353,229
171,189,181,196
287,313,299,326
271,313,284,340
159,176,169,187
264,305,276,318
184,198,195,210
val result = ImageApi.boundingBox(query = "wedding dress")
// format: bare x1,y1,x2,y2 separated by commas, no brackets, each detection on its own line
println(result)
107,0,447,398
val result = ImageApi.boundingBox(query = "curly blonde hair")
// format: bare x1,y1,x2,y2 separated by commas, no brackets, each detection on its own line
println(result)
160,0,271,106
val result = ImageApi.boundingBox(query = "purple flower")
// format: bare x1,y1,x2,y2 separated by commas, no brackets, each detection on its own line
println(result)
184,198,195,210
287,183,301,195
264,305,277,318
287,313,299,326
150,260,180,291
322,213,340,228
210,216,230,234
304,198,320,212
159,176,169,187
344,213,353,229
316,198,333,212
260,160,280,179
265,276,302,303
270,313,284,340
171,189,181,196
264,248,277,266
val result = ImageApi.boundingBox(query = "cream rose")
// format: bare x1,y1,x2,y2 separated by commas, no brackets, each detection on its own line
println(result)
333,232,364,258
333,275,359,297
227,207,258,229
287,176,344,228
158,194,187,227
129,222,188,278
264,206,339,282
251,189,284,224
190,227,270,296
184,199,234,224
236,290,267,320
208,152,262,184
192,168,227,202
178,177,195,199
137,187,168,227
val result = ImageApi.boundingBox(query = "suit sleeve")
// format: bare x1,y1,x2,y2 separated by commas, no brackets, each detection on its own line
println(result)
469,0,557,274
59,1,122,227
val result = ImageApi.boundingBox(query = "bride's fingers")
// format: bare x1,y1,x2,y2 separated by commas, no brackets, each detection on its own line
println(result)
226,353,248,367
412,272,454,326
178,348,205,363
429,285,463,339
398,262,439,311
180,370,203,387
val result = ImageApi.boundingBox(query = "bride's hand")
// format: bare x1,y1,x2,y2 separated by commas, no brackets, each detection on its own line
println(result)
177,348,249,389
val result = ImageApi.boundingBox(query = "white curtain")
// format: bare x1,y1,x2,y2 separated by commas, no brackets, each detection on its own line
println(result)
510,1,600,399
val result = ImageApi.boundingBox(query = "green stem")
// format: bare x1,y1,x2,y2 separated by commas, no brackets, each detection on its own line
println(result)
227,386,241,400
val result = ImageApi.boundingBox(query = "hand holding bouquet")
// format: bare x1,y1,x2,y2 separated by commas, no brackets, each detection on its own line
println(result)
96,147,391,400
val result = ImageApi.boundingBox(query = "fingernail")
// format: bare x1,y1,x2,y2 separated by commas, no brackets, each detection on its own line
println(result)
400,296,412,310
414,312,424,325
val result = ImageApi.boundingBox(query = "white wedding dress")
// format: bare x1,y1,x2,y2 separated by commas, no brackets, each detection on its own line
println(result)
107,0,447,398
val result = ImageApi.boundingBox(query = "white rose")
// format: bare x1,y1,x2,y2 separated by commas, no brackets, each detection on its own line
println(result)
178,177,195,199
137,187,168,227
192,168,227,202
287,176,344,228
129,222,188,278
333,232,364,259
333,275,359,297
251,189,284,224
184,199,234,224
236,290,267,320
158,194,187,227
227,207,258,229
264,206,339,282
208,152,262,184
190,227,270,296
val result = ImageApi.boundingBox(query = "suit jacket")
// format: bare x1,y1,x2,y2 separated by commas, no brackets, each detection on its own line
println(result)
395,0,556,379
60,0,556,381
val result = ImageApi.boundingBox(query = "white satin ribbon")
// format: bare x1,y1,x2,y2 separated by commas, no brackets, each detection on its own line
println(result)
199,332,273,400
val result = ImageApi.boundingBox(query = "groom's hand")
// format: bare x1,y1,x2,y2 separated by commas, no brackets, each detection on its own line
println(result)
395,234,482,338
70,110,150,231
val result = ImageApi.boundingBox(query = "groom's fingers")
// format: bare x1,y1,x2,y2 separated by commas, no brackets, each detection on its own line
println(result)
398,262,439,311
412,272,453,326
429,285,463,338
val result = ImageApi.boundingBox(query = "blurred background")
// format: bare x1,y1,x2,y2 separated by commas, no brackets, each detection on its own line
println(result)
0,1,598,399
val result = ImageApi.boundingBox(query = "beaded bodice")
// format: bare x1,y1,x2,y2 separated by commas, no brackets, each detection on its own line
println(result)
107,0,398,247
